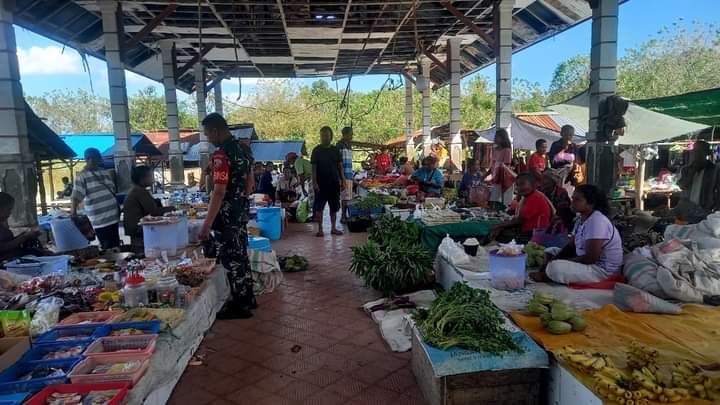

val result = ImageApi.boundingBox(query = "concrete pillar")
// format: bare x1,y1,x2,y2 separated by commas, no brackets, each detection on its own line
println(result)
98,0,133,193
494,0,514,138
0,0,36,227
214,81,223,116
448,37,463,171
586,0,619,190
195,65,209,183
160,41,184,188
421,58,432,157
404,75,414,161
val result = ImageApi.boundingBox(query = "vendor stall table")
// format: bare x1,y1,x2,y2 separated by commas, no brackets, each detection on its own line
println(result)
124,265,229,405
417,220,498,255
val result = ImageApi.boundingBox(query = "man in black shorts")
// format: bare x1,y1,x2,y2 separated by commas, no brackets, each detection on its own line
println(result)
311,126,346,237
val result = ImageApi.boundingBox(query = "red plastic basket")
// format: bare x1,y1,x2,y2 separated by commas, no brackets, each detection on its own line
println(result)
59,311,122,326
84,334,158,359
68,353,151,387
23,382,130,405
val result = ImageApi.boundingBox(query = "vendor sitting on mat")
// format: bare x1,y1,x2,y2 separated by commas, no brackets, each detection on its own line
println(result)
411,156,444,198
0,192,52,262
531,184,623,284
487,173,553,243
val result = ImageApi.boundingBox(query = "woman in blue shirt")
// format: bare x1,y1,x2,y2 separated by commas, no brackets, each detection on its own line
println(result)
412,156,444,197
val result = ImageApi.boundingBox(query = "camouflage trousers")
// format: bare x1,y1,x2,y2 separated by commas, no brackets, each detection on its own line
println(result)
213,225,256,313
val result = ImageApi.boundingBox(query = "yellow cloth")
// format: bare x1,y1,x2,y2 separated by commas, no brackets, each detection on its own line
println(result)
511,304,720,404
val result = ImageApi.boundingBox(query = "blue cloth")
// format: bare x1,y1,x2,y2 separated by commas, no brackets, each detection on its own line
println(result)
459,172,484,196
413,168,444,194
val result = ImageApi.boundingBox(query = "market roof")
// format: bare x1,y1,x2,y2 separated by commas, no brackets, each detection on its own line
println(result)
632,87,720,127
515,111,588,138
61,133,162,157
25,102,76,160
11,0,618,92
549,91,709,145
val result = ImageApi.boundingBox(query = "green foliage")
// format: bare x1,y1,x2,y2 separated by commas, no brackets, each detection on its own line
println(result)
27,89,112,133
546,55,591,104
350,240,433,295
368,214,421,246
414,283,522,354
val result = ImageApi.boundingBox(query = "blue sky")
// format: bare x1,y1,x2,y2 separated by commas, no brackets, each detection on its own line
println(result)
14,0,720,103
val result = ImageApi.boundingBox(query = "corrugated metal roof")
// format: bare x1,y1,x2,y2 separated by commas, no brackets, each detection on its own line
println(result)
515,114,562,132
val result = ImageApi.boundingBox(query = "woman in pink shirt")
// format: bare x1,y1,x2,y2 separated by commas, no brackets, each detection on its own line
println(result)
487,129,514,208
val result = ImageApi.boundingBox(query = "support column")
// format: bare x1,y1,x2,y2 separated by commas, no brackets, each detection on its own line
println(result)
404,75,414,160
214,81,223,116
494,0,513,137
586,0,619,190
160,41,184,188
448,37,463,171
421,57,432,157
0,0,36,227
195,64,209,184
98,0,133,193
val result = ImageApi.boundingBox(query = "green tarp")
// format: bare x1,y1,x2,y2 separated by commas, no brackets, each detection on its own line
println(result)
633,88,720,127
417,220,499,255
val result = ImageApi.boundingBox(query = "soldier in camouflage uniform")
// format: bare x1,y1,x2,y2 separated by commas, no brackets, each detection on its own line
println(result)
199,113,257,319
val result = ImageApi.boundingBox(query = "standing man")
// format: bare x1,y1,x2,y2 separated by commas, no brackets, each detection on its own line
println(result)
336,126,354,223
548,125,576,166
71,148,120,250
198,113,257,319
293,146,313,205
311,126,345,237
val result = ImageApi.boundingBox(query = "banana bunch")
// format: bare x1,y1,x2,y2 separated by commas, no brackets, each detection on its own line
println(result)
671,360,720,401
626,341,659,369
557,346,614,373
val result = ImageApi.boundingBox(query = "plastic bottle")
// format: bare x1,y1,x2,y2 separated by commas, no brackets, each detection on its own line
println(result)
122,273,148,307
156,275,179,306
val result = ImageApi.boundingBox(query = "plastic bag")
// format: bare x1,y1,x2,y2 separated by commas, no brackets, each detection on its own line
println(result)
248,249,283,294
29,297,64,336
296,198,310,223
0,310,31,337
437,235,469,266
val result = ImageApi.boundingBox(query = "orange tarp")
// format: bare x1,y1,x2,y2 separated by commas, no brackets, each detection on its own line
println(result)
511,304,720,404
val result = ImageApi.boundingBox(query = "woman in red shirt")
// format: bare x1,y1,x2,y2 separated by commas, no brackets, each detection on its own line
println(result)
488,173,554,243
527,139,548,183
375,148,393,174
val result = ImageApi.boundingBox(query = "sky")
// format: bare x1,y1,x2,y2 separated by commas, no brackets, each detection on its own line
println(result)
13,0,720,105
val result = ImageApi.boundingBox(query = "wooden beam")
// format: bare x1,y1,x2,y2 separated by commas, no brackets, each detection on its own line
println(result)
125,3,177,49
439,0,495,48
176,45,214,78
422,50,448,75
399,69,416,86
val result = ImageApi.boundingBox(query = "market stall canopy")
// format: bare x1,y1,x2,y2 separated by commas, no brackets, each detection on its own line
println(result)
474,116,563,150
548,91,708,145
184,140,304,162
385,125,483,147
25,102,75,160
61,133,162,158
632,88,720,127
230,124,258,141
515,111,588,138
10,0,622,92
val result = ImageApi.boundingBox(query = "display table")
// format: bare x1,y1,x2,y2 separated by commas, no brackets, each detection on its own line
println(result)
417,220,498,255
125,266,230,405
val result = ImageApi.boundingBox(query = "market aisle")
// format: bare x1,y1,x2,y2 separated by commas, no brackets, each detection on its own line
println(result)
168,221,427,405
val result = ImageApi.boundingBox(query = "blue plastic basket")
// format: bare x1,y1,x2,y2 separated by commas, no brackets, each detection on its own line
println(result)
0,392,29,405
20,342,89,366
0,358,78,394
34,324,109,345
107,320,161,336
248,236,271,252
348,205,384,218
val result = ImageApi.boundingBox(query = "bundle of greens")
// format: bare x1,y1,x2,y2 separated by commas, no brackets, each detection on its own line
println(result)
353,194,384,211
368,215,421,246
350,240,433,294
414,283,523,355
279,255,308,272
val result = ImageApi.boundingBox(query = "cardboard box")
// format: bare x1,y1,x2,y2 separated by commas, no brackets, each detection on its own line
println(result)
0,337,30,373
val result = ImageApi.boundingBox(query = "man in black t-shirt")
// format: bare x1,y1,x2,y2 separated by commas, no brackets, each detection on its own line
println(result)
548,124,576,168
311,126,346,237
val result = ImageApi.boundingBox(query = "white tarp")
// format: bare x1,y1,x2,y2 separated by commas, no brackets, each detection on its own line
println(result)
548,91,708,145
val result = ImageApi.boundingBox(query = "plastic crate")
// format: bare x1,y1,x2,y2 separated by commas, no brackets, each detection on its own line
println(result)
34,324,109,345
0,392,28,405
58,311,122,326
84,335,158,359
20,342,89,366
0,358,78,394
24,382,129,405
3,256,70,278
68,354,151,386
106,320,161,337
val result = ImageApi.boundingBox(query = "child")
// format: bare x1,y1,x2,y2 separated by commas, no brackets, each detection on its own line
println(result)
0,192,51,262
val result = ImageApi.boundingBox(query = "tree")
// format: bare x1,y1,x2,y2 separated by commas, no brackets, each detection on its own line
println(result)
461,76,495,129
26,89,111,133
128,86,167,131
512,78,546,113
546,55,590,104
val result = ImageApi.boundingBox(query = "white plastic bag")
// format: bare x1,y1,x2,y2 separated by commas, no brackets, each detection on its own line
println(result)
438,234,469,266
29,297,64,337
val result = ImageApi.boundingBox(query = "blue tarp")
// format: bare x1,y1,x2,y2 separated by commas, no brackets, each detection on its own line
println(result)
184,140,304,162
61,133,161,157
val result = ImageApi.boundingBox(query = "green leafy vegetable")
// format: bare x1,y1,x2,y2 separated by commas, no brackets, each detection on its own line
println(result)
350,240,433,295
368,215,421,246
414,283,523,355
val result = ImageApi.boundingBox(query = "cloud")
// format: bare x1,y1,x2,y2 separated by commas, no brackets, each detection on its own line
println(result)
17,46,82,75
125,71,158,87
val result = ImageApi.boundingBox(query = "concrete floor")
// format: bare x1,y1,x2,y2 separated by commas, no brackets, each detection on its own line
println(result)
168,220,428,405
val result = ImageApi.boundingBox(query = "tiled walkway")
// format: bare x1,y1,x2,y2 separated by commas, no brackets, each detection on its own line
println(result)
168,221,427,405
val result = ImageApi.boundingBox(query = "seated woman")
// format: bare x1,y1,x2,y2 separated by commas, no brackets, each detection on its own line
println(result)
0,192,52,262
458,159,486,202
276,165,300,205
540,168,574,230
123,166,174,253
532,185,623,284
488,173,553,244
411,156,444,198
